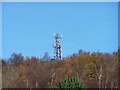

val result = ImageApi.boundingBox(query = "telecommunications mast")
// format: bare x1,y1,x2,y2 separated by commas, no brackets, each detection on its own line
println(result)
53,33,62,60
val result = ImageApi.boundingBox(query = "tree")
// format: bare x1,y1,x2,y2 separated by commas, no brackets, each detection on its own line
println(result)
52,76,86,89
42,52,50,61
8,53,24,65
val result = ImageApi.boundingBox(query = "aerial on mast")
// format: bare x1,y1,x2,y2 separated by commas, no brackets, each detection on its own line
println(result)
53,33,62,60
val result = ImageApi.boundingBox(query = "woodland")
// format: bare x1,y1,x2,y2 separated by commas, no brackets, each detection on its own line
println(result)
1,49,120,89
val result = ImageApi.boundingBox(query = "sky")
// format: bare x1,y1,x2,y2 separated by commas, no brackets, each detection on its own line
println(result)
2,2,118,59
0,2,2,58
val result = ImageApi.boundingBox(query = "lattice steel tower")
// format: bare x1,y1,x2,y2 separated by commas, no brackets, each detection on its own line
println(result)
53,33,62,60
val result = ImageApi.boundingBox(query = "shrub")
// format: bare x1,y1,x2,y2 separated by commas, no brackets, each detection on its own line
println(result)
52,76,86,89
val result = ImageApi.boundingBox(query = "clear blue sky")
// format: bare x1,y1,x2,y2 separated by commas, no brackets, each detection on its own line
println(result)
0,2,2,58
2,2,118,59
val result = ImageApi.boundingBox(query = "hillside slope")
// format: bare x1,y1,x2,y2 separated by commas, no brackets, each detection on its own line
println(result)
2,50,119,88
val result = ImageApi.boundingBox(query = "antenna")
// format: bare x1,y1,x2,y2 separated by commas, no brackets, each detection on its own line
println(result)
53,33,62,60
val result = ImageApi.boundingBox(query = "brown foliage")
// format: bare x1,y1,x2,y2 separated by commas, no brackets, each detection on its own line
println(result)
2,51,119,88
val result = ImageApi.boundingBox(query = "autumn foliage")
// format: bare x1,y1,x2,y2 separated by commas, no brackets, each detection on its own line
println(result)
2,50,119,88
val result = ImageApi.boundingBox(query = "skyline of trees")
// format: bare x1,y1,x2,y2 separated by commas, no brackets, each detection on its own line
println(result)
2,49,120,88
